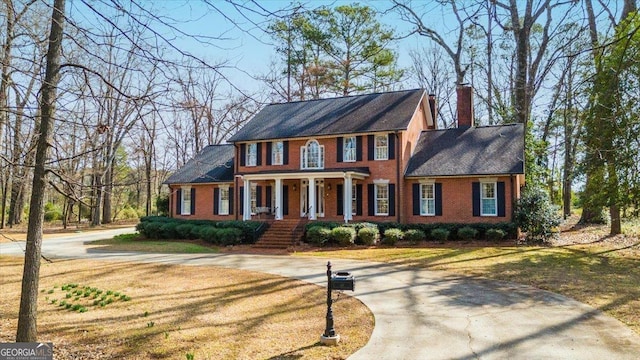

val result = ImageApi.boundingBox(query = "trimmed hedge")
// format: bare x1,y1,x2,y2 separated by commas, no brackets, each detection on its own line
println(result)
332,227,356,246
431,228,450,242
404,229,425,244
382,228,403,246
136,216,266,244
357,227,379,245
457,226,478,240
486,228,506,241
306,226,332,246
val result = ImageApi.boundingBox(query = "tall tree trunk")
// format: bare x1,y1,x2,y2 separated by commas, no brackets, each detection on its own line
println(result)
102,165,113,224
16,0,65,342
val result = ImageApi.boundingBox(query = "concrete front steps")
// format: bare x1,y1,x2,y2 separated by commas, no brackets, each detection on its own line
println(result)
254,218,307,249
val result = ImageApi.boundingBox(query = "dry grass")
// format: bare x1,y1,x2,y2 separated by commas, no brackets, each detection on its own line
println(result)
0,257,373,359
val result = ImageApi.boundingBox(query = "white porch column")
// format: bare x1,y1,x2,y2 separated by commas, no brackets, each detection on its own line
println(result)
308,177,316,220
344,174,353,223
275,178,283,220
243,179,251,221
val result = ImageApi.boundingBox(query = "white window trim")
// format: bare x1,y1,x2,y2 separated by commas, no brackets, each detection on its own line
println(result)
420,183,436,216
480,181,498,217
218,185,230,216
272,141,283,165
300,139,325,169
344,136,356,162
375,183,389,216
246,143,257,167
181,186,192,215
374,134,388,160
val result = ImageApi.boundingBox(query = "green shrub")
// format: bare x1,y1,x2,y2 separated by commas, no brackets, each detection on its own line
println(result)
486,228,506,241
304,221,341,232
175,224,195,239
514,186,561,244
44,202,63,222
218,228,243,246
332,226,356,246
190,225,204,240
431,228,450,242
142,221,163,239
306,226,332,246
352,222,378,232
357,227,379,245
118,205,140,220
199,226,219,243
457,226,478,240
382,228,403,246
404,229,425,244
160,222,179,239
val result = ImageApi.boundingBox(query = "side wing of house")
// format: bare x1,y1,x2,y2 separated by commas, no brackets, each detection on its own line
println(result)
404,124,525,224
164,144,235,220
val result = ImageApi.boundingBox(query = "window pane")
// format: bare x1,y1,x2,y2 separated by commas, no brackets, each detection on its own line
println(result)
302,140,323,169
219,188,229,215
481,182,496,215
272,141,283,165
247,143,257,166
182,188,191,215
375,135,388,160
352,184,357,215
344,137,356,162
482,199,496,215
420,184,435,215
376,184,388,214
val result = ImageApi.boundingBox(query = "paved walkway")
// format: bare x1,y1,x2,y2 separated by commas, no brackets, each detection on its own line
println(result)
2,229,639,359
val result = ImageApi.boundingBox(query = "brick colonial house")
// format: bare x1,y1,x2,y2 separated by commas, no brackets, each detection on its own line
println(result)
164,86,524,244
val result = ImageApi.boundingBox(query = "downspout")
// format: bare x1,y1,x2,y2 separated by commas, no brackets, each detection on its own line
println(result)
395,131,401,223
234,144,239,221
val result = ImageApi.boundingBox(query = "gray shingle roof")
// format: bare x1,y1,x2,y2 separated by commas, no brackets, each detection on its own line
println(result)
229,89,426,142
164,144,234,184
405,124,525,177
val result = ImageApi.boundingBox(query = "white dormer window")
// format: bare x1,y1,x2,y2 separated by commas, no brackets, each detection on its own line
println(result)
301,139,324,169
375,135,388,160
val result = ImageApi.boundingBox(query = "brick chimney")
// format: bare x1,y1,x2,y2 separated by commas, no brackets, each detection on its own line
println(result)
428,94,437,128
457,85,474,128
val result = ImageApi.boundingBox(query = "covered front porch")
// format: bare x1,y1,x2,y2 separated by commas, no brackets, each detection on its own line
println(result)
238,168,369,223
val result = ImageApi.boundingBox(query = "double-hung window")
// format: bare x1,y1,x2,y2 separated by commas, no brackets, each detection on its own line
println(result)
181,187,191,215
218,187,230,215
301,139,324,169
351,184,357,216
481,182,497,216
375,135,388,160
343,137,356,162
246,143,257,166
375,184,389,215
272,141,283,165
420,183,435,216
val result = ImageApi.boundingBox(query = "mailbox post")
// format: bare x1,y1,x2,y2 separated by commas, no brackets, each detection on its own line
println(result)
320,261,355,346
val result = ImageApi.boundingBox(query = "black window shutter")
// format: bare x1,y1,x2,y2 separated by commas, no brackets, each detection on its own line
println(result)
435,183,443,216
229,188,234,216
388,134,395,160
389,184,396,216
190,188,196,215
266,142,272,165
368,184,375,215
412,183,420,215
240,144,246,166
356,136,363,161
282,185,289,215
367,135,374,160
176,188,182,214
213,188,219,215
256,143,262,166
356,184,363,215
337,137,343,162
239,187,244,215
256,185,262,207
337,184,344,215
497,182,506,217
283,141,289,165
266,186,272,210
472,182,480,217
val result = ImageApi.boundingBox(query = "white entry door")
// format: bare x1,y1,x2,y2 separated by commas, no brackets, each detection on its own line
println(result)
300,179,325,218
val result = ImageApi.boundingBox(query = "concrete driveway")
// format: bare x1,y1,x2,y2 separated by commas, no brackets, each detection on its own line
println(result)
2,229,639,359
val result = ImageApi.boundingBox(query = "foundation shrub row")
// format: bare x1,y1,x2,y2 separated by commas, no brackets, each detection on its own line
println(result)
136,216,266,245
303,221,515,247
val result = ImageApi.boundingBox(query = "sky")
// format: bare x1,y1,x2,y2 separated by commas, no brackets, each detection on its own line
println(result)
141,0,455,94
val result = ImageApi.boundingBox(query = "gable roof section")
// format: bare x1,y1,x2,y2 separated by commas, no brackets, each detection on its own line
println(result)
164,144,234,184
405,123,524,177
229,89,426,142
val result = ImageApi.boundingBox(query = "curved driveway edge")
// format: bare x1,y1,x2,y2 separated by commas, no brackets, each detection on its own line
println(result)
2,232,639,359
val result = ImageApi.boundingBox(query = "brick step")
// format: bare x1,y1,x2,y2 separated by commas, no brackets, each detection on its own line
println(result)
254,219,307,249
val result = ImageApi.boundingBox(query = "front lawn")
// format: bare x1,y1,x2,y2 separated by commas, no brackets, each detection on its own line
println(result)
89,233,219,253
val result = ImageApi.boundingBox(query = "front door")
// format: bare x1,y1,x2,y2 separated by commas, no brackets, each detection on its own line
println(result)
300,179,325,218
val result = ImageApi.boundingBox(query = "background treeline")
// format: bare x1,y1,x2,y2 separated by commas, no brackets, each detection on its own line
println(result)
1,0,639,236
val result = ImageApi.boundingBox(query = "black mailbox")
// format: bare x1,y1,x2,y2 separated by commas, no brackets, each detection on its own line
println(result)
331,271,355,291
